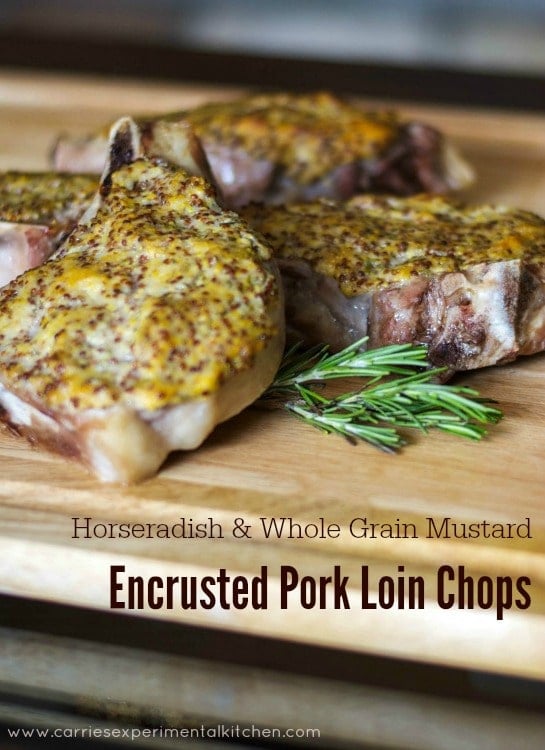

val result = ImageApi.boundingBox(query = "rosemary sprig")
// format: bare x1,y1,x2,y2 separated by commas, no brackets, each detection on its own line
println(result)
263,337,503,452
270,338,432,392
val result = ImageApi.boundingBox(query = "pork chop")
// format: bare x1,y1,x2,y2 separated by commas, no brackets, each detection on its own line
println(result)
52,92,474,209
244,194,545,373
0,118,284,482
0,172,98,286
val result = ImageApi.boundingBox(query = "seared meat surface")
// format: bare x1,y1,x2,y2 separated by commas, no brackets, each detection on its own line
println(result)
0,172,98,286
0,119,284,482
52,92,474,208
244,195,545,373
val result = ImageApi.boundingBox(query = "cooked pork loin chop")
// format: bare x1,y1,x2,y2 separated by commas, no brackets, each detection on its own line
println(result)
0,172,98,286
52,92,474,209
0,119,284,482
0,222,52,289
244,195,545,373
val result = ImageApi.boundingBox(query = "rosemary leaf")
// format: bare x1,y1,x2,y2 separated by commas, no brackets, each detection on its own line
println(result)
263,338,503,452
285,398,404,453
271,337,437,391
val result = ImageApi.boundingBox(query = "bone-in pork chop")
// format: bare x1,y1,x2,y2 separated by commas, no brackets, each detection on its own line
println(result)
0,119,284,482
244,194,545,373
52,92,474,208
0,172,98,287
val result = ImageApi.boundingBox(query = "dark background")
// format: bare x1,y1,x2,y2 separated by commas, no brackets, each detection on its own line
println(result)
1,0,545,110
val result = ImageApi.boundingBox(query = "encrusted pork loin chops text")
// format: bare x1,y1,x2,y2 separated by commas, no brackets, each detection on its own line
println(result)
244,195,545,373
0,119,284,482
52,92,474,209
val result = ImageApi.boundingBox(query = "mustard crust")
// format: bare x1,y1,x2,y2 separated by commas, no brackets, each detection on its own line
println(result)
0,160,280,412
154,92,398,185
0,171,98,235
244,195,545,297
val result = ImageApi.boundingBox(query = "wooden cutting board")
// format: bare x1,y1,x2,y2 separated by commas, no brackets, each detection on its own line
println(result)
1,70,545,682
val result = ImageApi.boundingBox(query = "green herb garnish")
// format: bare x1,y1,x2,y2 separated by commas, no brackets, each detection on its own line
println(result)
262,338,503,452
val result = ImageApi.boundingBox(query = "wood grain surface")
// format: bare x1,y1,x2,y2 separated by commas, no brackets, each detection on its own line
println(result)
1,70,544,682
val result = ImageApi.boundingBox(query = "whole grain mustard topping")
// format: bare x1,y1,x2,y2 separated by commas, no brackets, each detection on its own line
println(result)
244,195,545,297
156,92,398,185
0,160,279,412
0,171,98,237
